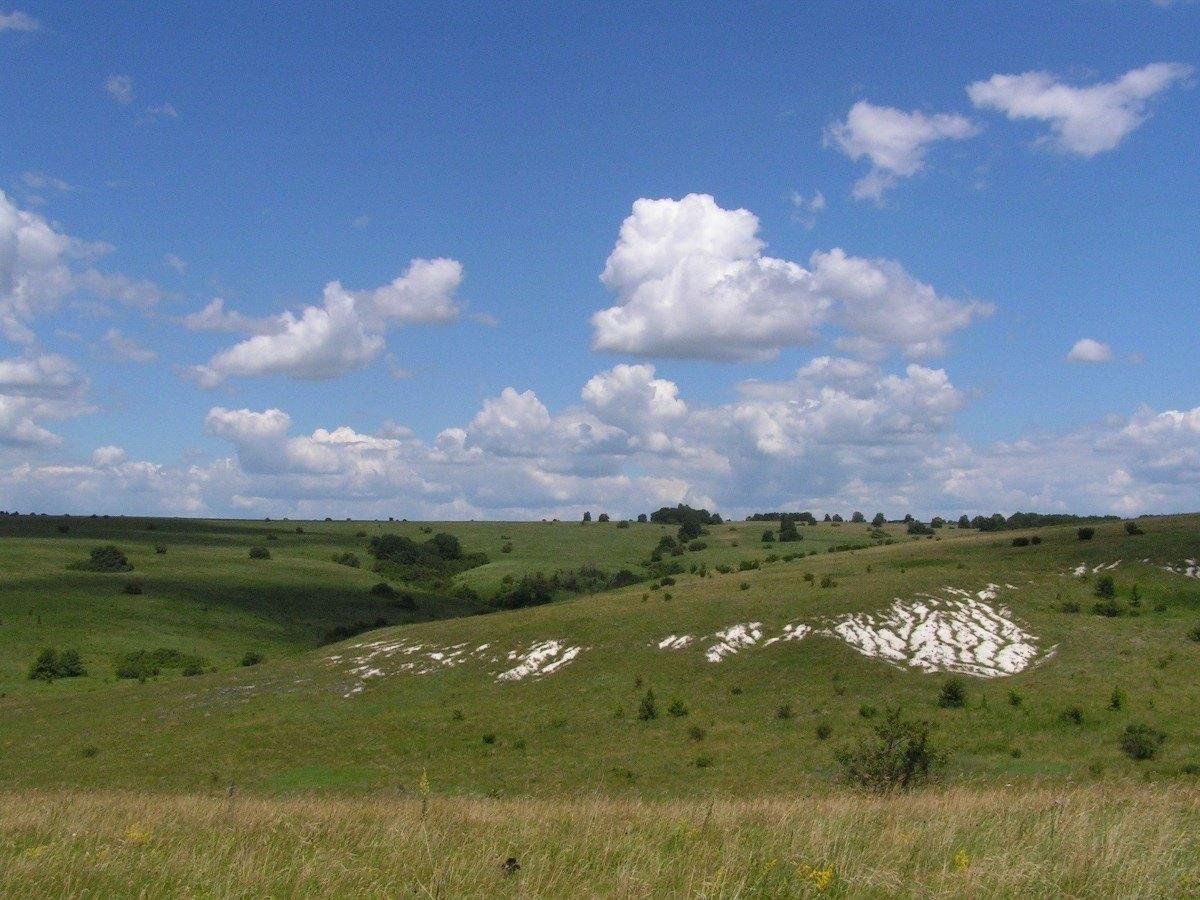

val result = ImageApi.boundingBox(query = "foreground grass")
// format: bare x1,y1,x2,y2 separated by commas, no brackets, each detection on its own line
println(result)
2,785,1199,896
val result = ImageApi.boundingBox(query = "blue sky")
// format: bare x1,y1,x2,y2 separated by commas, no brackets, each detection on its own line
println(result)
1,1,1197,519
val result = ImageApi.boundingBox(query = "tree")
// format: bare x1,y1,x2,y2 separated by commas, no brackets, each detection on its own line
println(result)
582,511,592,523
597,513,610,523
823,513,832,522
831,513,844,523
761,529,776,543
636,513,648,523
872,512,887,528
930,516,946,528
957,515,970,528
851,511,866,524
778,517,801,543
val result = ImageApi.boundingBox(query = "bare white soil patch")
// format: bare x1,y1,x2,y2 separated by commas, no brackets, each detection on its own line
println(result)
655,583,1049,679
1165,558,1199,579
704,622,763,662
330,639,494,697
828,590,1043,678
496,640,583,682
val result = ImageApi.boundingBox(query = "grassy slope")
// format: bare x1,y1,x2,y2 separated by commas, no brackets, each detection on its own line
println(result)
1,514,1198,796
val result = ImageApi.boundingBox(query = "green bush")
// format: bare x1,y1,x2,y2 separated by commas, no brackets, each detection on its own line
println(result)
241,651,264,667
85,545,132,572
837,707,946,792
1094,575,1116,599
28,647,88,681
636,689,658,721
248,546,271,559
1060,600,1081,613
775,703,794,720
815,723,832,740
1121,723,1166,760
1077,527,1095,541
937,678,967,709
1060,706,1084,725
121,579,143,595
1092,599,1125,617
114,648,206,680
331,551,360,568
667,699,688,717
1188,623,1200,643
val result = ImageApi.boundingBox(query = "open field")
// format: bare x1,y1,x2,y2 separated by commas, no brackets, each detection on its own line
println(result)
2,512,1198,894
2,785,1199,897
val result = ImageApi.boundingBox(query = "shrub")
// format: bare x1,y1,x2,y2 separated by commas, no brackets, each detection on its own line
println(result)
28,647,88,681
820,574,836,588
1124,520,1145,536
331,551,360,568
687,724,706,741
1108,687,1125,711
616,520,630,529
1092,599,1125,617
241,651,263,667
1077,527,1095,541
1094,575,1116,599
859,704,878,719
815,723,832,740
1011,536,1030,547
1031,535,1042,545
248,546,271,559
775,702,794,720
114,648,206,680
637,689,658,721
693,754,714,768
1060,706,1084,725
86,545,132,572
739,581,750,591
738,559,759,571
154,544,167,554
1121,723,1166,760
687,540,706,552
597,513,610,523
937,678,967,708
837,707,946,792
667,699,688,717
481,732,497,745
1187,623,1200,643
121,579,143,595
1060,600,1081,613
1008,690,1022,707
500,542,513,553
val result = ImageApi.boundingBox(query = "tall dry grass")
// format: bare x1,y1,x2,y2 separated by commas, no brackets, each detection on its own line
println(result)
2,784,1199,897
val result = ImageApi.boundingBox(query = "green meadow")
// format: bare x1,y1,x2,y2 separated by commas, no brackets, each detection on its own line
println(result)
1,511,1198,894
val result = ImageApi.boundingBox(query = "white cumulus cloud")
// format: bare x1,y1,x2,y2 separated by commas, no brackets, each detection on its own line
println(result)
825,101,979,200
967,62,1193,156
0,9,38,31
1067,338,1113,363
189,258,463,386
591,194,988,362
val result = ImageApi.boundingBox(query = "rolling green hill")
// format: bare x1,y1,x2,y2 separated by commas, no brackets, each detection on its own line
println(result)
1,512,1198,798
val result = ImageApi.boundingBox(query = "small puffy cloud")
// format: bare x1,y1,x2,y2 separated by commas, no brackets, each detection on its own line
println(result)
1067,337,1113,363
0,189,75,343
811,249,992,360
967,63,1193,156
789,190,826,229
0,352,90,448
0,191,165,344
104,74,134,105
146,103,179,120
189,258,463,386
591,194,986,362
0,9,38,31
825,101,978,200
582,363,686,433
103,327,157,363
183,298,280,335
91,445,127,467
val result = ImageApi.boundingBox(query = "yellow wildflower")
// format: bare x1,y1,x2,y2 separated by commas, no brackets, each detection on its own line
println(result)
23,844,49,860
419,768,430,797
954,849,970,872
125,824,151,845
800,863,835,891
